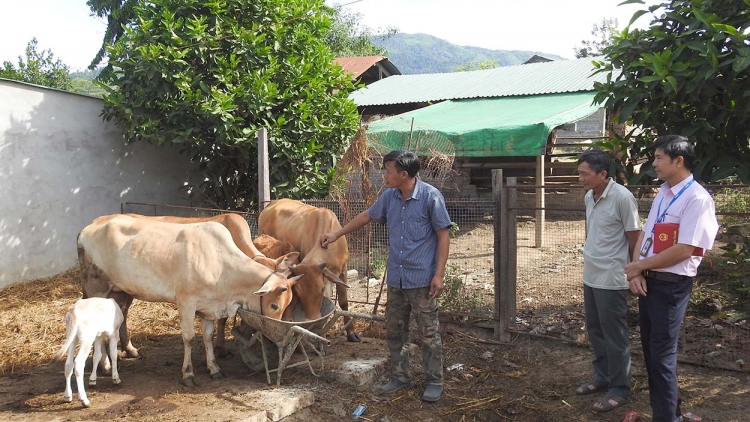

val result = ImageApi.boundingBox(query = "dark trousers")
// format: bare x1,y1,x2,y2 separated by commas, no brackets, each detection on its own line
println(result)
583,285,631,398
639,275,693,422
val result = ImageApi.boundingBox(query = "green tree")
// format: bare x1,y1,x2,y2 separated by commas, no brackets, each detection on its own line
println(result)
0,38,73,90
593,0,750,184
100,0,359,210
87,0,138,70
574,17,619,58
88,0,396,72
324,4,396,56
454,58,499,72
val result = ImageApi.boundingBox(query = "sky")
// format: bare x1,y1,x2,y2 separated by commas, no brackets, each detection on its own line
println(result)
0,0,656,72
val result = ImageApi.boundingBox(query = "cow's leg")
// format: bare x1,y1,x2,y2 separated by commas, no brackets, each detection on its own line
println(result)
179,309,198,387
74,340,93,407
98,342,111,375
214,318,230,359
89,337,102,386
201,318,224,379
63,342,76,403
108,332,121,385
336,276,360,342
116,293,139,358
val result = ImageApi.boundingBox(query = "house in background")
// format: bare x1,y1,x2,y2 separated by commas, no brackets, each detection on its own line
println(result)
334,56,401,85
351,58,620,196
350,58,622,246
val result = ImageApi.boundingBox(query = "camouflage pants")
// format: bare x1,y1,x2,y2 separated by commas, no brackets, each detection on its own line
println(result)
385,286,443,385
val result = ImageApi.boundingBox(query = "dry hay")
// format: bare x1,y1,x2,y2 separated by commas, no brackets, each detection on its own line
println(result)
0,267,181,376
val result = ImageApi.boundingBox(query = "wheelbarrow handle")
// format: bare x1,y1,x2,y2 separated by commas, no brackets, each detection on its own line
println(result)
334,311,386,322
285,325,331,347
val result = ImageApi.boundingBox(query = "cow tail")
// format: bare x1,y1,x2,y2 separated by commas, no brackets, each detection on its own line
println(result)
54,310,78,361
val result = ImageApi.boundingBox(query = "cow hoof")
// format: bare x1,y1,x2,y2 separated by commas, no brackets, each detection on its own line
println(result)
347,332,361,342
64,394,73,403
125,348,140,359
82,400,91,408
113,377,121,385
88,380,97,387
211,371,226,380
182,377,197,387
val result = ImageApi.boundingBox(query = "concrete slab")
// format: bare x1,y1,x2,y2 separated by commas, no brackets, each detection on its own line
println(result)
319,338,388,388
234,388,315,422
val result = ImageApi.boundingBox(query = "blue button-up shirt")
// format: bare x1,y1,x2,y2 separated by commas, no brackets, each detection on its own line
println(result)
367,179,452,289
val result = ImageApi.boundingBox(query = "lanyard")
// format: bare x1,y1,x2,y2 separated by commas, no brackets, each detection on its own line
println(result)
652,178,695,232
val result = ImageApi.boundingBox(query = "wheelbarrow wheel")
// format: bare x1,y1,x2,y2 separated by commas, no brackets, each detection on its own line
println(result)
234,323,279,372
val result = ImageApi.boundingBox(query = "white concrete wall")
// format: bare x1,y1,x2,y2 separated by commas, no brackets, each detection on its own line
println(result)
0,79,199,287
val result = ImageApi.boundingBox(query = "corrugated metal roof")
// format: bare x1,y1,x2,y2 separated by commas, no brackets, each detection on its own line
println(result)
350,57,608,106
333,56,401,80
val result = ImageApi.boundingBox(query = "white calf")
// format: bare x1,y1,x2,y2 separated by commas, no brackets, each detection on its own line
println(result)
55,297,124,407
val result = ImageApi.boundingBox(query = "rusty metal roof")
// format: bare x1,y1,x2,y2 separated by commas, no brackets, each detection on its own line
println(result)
350,57,609,106
333,56,401,80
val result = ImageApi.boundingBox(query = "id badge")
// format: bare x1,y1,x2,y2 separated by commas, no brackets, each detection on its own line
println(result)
640,237,653,257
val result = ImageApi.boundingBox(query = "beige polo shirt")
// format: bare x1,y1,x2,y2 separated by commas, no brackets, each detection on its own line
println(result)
583,178,642,290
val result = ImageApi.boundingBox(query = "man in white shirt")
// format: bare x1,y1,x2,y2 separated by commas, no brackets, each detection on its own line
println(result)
625,135,719,422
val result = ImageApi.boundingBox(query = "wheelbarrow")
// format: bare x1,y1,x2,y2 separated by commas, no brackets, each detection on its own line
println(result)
232,297,384,385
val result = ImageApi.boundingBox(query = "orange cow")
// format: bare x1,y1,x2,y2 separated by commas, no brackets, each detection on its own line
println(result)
258,199,358,341
253,234,297,259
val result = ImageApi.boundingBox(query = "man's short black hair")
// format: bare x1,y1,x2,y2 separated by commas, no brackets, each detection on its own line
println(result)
383,149,420,178
578,148,611,175
651,135,696,171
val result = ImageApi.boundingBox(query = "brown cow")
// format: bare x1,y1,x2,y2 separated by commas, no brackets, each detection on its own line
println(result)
253,234,297,259
78,214,301,385
258,199,358,341
119,213,299,357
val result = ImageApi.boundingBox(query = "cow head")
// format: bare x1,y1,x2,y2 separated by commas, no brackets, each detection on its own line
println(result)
253,273,302,319
287,262,349,320
253,252,300,274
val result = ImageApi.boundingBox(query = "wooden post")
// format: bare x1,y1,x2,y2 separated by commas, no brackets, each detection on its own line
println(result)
506,177,518,332
258,128,271,212
535,154,545,247
492,169,510,342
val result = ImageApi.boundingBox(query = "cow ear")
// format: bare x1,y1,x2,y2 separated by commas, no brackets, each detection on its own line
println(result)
322,267,349,288
254,286,271,296
275,252,300,272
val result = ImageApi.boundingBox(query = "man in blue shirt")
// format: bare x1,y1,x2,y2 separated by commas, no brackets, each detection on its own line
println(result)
320,149,452,402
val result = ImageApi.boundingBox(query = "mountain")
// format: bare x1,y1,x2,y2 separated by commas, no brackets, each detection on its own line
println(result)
70,67,103,81
373,33,566,74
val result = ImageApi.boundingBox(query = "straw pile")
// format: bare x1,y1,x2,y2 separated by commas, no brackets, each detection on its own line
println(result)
0,267,181,376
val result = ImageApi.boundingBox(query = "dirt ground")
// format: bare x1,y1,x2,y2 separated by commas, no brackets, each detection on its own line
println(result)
1,220,749,421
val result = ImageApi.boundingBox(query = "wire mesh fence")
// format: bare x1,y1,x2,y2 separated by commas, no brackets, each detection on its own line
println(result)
123,181,750,372
506,184,750,372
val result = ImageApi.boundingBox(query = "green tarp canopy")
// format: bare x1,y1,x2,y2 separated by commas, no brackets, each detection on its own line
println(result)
366,92,600,157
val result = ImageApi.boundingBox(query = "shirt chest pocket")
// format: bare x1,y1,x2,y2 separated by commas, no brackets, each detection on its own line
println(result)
410,215,432,241
663,215,681,224
594,212,621,246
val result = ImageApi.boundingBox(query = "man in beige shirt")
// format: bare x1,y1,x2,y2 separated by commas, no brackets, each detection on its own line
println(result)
576,149,641,413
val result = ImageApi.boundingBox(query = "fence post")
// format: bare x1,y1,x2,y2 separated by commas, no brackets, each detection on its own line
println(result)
257,128,271,212
492,169,511,341
506,177,518,334
535,154,545,247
